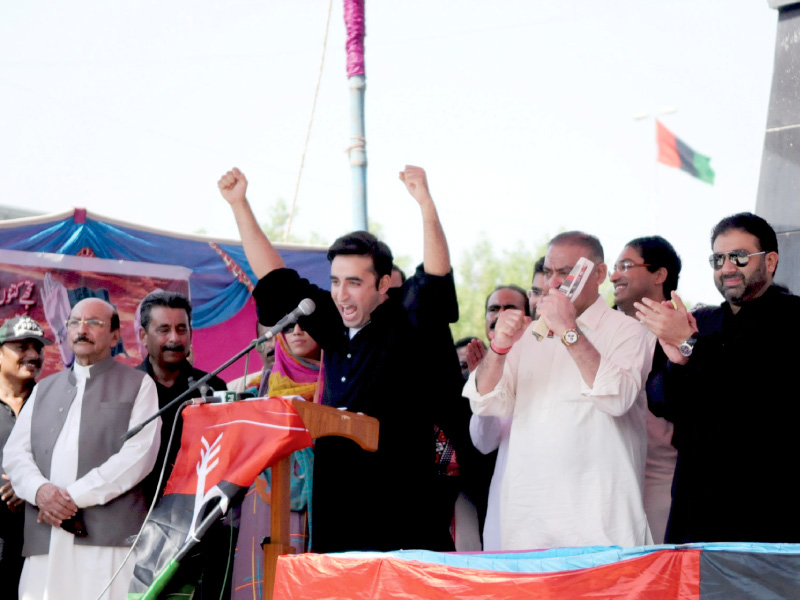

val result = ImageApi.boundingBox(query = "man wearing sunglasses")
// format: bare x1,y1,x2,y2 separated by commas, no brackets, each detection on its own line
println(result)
635,212,800,544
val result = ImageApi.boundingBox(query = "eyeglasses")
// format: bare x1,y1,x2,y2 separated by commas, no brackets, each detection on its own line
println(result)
542,267,575,279
708,250,766,271
65,319,106,330
527,288,543,299
612,260,652,274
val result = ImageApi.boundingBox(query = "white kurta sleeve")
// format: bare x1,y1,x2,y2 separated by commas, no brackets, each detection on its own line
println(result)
463,342,520,418
2,386,50,505
578,319,654,417
469,413,504,455
67,375,161,508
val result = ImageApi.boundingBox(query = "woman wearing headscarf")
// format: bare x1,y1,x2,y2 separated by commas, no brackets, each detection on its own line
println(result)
232,324,322,599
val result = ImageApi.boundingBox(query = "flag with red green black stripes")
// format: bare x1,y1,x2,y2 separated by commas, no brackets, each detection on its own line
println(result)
657,120,715,185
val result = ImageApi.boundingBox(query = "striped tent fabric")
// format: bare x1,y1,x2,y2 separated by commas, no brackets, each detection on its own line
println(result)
0,209,329,381
274,543,800,599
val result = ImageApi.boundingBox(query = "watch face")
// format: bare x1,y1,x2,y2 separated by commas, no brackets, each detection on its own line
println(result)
679,342,693,357
564,330,579,344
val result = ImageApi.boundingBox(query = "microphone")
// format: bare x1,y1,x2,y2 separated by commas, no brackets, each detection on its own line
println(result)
256,298,316,343
122,299,316,443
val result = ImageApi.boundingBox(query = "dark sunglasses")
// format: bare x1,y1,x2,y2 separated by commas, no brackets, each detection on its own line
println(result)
708,250,765,271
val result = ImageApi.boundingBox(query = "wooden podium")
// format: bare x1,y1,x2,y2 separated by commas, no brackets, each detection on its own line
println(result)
262,399,379,600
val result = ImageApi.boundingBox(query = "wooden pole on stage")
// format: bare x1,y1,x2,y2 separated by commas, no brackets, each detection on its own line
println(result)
263,399,379,600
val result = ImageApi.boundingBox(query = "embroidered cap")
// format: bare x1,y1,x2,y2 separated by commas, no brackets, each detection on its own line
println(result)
0,315,54,346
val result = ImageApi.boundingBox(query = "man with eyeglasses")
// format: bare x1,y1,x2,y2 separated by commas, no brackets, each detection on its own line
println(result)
3,298,161,600
465,231,653,550
528,256,546,318
610,236,682,544
635,212,800,544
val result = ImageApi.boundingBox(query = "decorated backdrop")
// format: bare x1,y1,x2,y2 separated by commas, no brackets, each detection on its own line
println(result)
0,209,329,381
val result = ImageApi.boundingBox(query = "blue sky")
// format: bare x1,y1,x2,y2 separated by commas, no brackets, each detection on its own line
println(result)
0,0,779,304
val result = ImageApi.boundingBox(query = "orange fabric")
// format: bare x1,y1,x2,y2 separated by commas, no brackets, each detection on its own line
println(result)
273,549,701,600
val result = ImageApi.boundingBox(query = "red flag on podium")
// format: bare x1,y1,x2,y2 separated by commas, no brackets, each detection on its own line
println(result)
130,397,312,598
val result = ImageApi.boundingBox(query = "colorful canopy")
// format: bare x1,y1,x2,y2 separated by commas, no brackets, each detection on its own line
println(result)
0,208,329,379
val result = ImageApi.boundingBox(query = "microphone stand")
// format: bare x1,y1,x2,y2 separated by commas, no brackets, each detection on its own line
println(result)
123,335,266,442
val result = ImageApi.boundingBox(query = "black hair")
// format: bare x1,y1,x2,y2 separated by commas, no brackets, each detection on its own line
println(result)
625,236,682,297
532,256,545,281
485,284,531,317
327,231,394,288
711,212,778,253
140,291,192,331
392,264,407,283
455,336,484,350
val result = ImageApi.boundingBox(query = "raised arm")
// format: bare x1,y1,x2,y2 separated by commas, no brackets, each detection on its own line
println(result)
218,167,285,279
475,309,531,395
537,288,603,387
399,165,450,276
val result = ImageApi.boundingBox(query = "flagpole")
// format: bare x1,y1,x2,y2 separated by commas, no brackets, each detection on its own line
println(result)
344,0,367,231
633,107,678,233
653,123,658,232
135,503,227,600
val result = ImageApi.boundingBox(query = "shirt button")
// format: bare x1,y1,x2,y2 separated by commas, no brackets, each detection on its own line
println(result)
340,376,346,383
347,354,352,359
59,407,64,412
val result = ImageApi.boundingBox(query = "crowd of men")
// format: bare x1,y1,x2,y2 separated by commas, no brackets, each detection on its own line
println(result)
0,163,796,599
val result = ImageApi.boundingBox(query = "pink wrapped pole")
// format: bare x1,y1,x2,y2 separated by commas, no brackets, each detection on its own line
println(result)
344,0,365,77
344,0,367,229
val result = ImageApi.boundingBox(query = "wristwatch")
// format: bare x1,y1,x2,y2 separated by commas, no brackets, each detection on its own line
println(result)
561,328,581,346
678,335,697,357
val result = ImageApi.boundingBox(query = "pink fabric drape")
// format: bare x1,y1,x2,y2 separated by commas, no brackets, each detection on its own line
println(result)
344,0,365,77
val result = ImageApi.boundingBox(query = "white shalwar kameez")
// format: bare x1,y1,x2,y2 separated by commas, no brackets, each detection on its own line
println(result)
468,413,511,552
465,296,653,550
4,362,160,600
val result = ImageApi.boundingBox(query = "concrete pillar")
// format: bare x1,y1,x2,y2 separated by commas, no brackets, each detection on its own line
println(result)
757,2,800,291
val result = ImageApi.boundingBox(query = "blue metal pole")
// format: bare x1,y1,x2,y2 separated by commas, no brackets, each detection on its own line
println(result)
349,74,368,231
